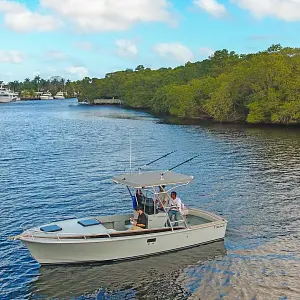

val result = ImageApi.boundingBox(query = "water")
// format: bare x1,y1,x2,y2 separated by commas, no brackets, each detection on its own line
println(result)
1,99,300,299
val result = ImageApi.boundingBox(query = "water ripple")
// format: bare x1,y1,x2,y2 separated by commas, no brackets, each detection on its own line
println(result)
1,100,300,299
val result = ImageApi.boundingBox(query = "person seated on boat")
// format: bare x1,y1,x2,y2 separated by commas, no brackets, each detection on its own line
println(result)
167,191,183,227
130,206,148,230
155,185,168,212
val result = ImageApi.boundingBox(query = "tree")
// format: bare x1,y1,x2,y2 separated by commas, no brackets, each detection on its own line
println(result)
11,44,300,124
33,75,41,92
267,44,283,53
135,65,145,72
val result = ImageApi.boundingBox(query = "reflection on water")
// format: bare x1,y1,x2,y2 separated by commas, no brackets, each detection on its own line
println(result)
30,242,226,299
68,104,158,122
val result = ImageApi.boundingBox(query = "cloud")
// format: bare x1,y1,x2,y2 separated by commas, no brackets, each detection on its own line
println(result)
74,41,93,51
153,43,194,63
0,0,59,32
0,0,174,33
232,0,300,21
45,51,68,61
194,0,227,18
40,0,174,32
115,39,138,58
0,50,24,63
199,47,214,57
42,50,84,67
66,66,88,78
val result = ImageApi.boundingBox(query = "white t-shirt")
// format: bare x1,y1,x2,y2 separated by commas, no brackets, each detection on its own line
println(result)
169,197,183,213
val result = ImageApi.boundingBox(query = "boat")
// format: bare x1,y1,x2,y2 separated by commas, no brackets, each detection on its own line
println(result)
40,91,53,100
14,169,227,265
0,83,17,103
54,91,65,99
11,91,21,101
77,99,89,105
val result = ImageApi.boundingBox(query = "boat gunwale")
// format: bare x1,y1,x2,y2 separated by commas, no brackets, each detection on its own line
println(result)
19,219,227,242
20,226,186,240
18,207,227,243
187,207,225,221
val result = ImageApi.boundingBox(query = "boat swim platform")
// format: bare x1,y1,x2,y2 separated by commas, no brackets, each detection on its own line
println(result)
93,98,123,105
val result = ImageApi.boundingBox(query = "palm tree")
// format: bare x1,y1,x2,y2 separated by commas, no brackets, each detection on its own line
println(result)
23,78,33,90
33,75,41,92
60,78,65,93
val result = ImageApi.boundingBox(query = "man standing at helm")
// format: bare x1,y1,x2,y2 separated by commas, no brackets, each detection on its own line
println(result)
168,191,183,226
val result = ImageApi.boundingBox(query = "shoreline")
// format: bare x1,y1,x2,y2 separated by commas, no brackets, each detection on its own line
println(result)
90,102,300,128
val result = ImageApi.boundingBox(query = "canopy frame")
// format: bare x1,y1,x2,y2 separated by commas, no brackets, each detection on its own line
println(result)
112,171,194,189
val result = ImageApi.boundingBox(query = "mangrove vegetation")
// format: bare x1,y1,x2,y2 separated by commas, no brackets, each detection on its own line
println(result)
8,44,300,125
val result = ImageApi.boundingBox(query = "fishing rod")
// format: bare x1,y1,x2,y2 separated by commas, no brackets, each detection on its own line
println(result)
162,154,200,175
138,150,177,171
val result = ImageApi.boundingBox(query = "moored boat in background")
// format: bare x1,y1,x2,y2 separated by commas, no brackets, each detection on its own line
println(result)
54,91,65,99
0,83,17,103
77,99,89,105
40,91,54,100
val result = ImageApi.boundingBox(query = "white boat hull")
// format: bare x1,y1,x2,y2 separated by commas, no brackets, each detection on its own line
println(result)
0,96,13,103
0,84,17,102
54,96,65,99
21,218,227,264
40,96,54,100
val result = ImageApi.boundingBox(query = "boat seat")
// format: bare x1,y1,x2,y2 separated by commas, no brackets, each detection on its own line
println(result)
78,218,101,227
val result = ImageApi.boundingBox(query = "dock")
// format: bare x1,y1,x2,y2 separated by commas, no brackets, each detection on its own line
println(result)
93,98,123,106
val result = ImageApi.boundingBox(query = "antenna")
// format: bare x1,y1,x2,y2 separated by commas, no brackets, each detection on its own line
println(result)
130,139,132,172
162,154,200,176
138,150,177,172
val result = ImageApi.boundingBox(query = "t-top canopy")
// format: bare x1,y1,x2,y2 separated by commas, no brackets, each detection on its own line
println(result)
112,171,194,188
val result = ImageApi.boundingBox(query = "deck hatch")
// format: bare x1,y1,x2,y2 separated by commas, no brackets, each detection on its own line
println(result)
40,224,62,232
78,218,101,227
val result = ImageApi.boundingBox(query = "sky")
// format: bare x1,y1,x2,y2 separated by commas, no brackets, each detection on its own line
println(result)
1,0,300,82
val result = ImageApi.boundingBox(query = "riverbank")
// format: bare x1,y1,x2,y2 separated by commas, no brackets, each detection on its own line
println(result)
74,45,300,125
93,102,300,128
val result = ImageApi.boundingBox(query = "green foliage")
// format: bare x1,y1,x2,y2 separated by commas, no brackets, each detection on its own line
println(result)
11,44,300,124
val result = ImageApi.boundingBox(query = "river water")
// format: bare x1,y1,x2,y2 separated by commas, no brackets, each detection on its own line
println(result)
1,99,300,300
